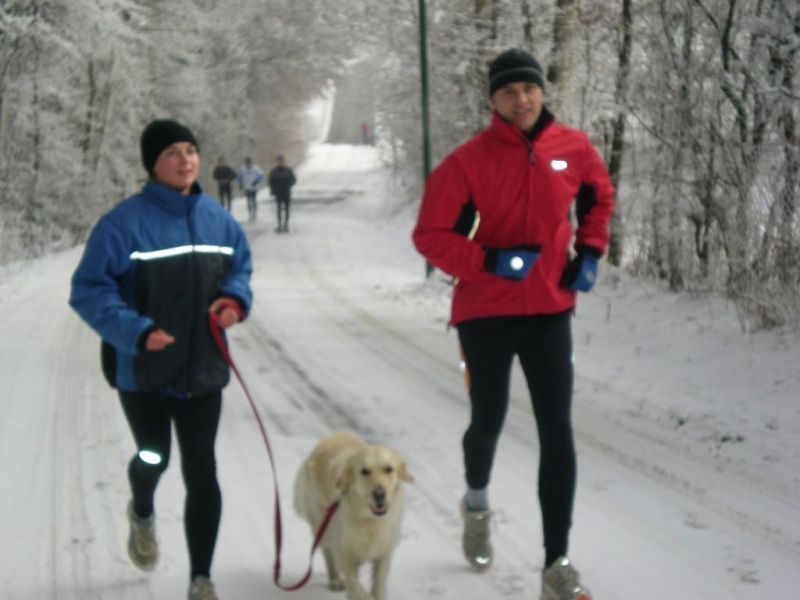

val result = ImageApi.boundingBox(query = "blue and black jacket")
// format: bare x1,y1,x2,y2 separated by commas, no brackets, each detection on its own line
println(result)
70,182,253,396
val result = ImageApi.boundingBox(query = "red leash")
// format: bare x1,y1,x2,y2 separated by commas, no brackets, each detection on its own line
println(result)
209,306,339,591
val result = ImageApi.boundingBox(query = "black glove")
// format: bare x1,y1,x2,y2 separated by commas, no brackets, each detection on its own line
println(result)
484,245,542,281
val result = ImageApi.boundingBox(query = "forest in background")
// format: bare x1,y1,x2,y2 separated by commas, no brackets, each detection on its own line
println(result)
0,0,352,260
1,0,798,328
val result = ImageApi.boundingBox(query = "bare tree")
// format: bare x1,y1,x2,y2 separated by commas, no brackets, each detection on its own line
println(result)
607,0,632,266
547,0,579,120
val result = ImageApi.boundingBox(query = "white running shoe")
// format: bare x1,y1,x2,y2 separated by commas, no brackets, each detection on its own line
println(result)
188,576,218,600
460,498,493,572
126,500,158,571
541,556,591,600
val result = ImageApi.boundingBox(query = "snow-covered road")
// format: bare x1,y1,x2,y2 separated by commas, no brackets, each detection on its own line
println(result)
1,143,798,599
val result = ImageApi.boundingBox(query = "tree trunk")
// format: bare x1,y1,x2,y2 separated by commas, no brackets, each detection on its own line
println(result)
607,0,632,266
775,0,799,285
456,0,500,135
547,0,579,121
656,0,693,290
521,0,533,46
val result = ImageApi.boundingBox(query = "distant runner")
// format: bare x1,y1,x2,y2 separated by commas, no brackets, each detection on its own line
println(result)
268,154,297,233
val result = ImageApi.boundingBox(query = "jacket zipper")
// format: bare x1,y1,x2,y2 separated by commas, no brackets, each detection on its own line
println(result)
186,213,196,396
526,137,535,314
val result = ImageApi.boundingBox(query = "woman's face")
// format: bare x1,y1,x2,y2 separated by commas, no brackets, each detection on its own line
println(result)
152,142,199,194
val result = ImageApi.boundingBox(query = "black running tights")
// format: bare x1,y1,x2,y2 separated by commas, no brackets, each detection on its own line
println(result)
458,312,576,565
119,390,222,579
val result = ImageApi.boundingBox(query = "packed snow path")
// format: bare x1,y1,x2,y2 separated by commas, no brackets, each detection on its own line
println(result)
1,143,797,599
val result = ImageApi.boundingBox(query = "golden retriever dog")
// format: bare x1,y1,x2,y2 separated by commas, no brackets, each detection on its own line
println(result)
293,432,413,600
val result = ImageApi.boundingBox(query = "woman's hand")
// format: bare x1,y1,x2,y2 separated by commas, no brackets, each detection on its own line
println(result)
145,329,176,351
209,297,243,329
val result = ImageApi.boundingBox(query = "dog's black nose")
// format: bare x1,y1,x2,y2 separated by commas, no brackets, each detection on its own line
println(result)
373,488,387,504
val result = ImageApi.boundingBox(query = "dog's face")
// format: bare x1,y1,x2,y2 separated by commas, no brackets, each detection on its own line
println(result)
336,446,413,517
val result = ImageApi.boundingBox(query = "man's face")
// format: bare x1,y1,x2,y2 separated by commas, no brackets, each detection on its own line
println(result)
490,81,544,133
152,142,199,194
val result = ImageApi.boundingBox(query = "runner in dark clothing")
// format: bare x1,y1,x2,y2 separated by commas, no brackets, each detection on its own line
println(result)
268,155,297,233
212,156,237,211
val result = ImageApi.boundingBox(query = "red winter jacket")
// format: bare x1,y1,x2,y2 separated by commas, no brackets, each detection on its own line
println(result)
412,110,615,325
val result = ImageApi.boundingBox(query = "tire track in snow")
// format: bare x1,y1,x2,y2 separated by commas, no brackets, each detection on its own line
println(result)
234,315,367,437
574,376,800,558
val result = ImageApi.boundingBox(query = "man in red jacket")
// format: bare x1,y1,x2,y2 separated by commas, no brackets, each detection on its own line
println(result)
412,48,614,600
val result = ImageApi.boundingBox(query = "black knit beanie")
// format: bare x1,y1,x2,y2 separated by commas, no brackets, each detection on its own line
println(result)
488,49,545,96
140,119,199,174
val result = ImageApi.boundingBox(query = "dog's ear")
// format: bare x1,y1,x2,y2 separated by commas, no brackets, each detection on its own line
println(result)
392,451,414,483
334,459,356,493
399,462,414,483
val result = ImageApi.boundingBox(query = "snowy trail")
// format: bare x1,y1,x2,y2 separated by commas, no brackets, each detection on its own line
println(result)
1,143,798,599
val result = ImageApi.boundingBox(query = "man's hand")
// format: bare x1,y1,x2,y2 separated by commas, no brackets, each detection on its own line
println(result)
559,246,602,292
209,297,243,329
145,329,176,351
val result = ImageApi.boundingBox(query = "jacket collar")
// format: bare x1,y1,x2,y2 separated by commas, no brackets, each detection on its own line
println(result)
490,105,555,145
142,181,202,215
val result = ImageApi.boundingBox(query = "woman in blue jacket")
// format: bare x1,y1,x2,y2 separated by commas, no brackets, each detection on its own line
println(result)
70,119,253,600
